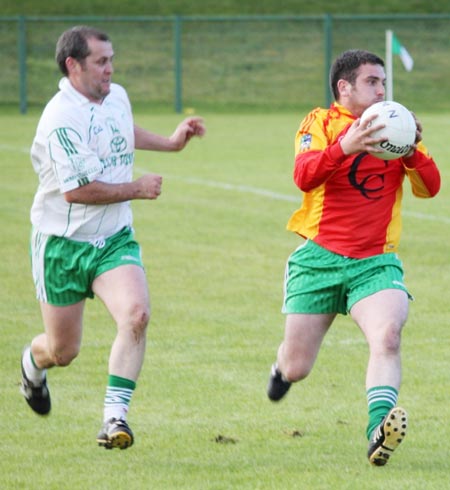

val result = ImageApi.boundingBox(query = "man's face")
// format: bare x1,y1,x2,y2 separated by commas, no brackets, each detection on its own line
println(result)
69,37,114,103
342,63,386,117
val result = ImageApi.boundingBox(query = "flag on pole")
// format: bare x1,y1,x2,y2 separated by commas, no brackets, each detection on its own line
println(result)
385,30,414,100
391,32,414,72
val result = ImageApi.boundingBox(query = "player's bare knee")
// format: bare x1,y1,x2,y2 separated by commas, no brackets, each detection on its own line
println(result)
383,326,402,353
370,324,402,356
50,346,80,366
283,362,311,383
128,304,150,338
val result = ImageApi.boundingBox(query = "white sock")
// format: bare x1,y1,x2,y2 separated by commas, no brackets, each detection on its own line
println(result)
22,346,46,384
103,385,134,422
103,405,128,423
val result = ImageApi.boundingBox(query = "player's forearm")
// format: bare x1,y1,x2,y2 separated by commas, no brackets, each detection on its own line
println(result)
403,152,441,198
294,142,346,192
134,124,177,151
64,180,143,204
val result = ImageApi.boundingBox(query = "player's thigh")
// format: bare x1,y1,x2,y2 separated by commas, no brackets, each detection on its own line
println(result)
92,264,150,328
350,288,409,345
39,300,85,358
283,312,335,363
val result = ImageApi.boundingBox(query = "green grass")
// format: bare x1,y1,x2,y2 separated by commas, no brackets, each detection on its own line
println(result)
1,112,449,489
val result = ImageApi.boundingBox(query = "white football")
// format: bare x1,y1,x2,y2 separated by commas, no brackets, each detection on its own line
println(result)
360,101,417,160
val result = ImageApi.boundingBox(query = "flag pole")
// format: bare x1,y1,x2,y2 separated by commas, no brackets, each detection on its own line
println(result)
385,29,393,100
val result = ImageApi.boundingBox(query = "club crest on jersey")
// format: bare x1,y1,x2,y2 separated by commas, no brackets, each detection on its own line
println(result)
106,117,127,153
300,133,312,152
110,135,127,153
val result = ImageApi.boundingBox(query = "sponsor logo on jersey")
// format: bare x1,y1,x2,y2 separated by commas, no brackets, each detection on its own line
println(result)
300,133,312,152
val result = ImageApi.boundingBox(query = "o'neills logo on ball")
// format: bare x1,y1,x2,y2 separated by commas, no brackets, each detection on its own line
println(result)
380,140,411,155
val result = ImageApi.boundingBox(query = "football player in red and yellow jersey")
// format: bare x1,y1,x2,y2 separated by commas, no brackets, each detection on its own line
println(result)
267,50,440,466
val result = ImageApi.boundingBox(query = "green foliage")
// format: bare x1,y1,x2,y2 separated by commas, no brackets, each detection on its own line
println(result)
3,0,450,15
1,112,449,489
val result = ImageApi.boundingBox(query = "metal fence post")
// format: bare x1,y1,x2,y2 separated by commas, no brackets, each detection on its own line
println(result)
174,15,183,114
18,15,27,114
323,13,332,108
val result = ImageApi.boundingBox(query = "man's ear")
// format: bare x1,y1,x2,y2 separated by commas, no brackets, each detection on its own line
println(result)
337,79,350,99
65,56,78,75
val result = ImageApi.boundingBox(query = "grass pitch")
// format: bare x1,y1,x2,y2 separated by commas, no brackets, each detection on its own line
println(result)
1,111,449,489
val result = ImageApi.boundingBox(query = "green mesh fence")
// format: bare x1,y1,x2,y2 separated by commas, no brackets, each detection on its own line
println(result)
1,14,449,113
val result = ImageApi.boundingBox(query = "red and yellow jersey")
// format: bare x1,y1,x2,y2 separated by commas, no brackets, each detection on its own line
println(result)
287,103,441,258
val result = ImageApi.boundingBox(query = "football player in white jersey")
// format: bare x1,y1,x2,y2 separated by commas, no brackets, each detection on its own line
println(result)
20,25,205,450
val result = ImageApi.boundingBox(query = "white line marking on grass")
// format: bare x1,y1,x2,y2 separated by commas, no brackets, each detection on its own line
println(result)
0,144,30,154
401,210,450,225
163,173,298,202
2,150,446,224
0,147,443,220
333,336,443,347
136,168,449,224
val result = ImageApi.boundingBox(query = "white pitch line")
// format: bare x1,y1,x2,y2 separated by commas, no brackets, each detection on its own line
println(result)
1,146,446,225
136,167,449,225
401,210,450,225
135,166,297,202
160,173,298,202
0,144,30,154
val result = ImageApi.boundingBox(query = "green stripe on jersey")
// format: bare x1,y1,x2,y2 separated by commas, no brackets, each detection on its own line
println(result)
56,128,78,156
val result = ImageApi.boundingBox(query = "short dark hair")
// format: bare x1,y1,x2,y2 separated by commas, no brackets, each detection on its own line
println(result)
329,49,384,101
55,25,110,75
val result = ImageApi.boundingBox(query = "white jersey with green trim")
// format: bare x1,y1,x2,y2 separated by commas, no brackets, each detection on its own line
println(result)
30,78,136,242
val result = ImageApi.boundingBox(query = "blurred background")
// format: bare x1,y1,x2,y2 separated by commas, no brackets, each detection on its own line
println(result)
1,1,449,114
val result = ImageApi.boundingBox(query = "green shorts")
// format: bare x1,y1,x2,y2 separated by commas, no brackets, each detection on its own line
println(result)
282,240,411,315
31,226,143,306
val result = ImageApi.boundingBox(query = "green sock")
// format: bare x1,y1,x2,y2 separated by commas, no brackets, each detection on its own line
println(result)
103,374,136,422
366,385,398,439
